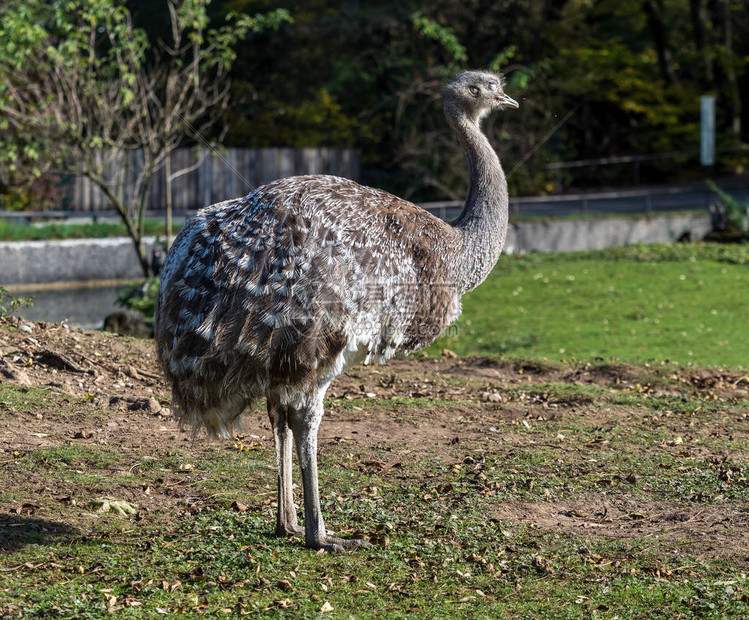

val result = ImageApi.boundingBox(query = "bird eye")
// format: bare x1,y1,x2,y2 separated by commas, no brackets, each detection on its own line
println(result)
468,85,480,97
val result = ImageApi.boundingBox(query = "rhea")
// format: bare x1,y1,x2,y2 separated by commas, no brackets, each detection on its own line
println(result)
154,70,518,552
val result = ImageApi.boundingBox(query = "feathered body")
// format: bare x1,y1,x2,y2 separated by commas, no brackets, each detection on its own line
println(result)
156,175,467,434
155,70,518,551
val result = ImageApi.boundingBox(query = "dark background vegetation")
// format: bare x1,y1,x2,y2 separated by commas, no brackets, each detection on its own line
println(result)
5,0,749,205
133,0,749,199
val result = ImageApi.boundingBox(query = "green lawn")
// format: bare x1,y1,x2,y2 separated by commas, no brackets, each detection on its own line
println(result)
431,243,749,368
2,364,749,618
2,243,749,617
0,218,170,242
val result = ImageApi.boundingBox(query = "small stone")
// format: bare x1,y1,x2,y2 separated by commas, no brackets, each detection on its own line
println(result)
102,310,149,337
19,324,33,334
0,359,32,386
127,397,161,414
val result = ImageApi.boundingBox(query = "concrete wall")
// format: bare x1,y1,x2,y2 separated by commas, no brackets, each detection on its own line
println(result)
0,213,713,286
0,237,155,285
504,213,712,254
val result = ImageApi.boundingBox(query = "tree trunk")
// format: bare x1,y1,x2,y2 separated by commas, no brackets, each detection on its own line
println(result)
165,149,174,249
132,234,153,278
644,0,677,84
135,160,155,278
718,0,741,141
689,0,714,86
86,167,154,279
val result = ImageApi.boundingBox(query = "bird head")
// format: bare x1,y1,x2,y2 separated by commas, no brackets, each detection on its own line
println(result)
443,70,519,123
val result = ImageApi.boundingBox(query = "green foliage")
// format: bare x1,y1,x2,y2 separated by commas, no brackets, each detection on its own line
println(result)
117,277,159,319
224,0,748,196
230,90,360,148
2,0,749,203
0,0,290,275
411,12,467,63
0,286,33,317
706,179,749,241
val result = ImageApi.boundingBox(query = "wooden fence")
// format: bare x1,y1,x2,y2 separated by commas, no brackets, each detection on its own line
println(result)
69,147,360,211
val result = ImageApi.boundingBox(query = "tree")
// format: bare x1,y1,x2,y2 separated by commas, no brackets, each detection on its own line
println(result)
0,0,289,276
220,0,747,194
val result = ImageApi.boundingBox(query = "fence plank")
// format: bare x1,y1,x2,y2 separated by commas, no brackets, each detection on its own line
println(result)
67,147,359,211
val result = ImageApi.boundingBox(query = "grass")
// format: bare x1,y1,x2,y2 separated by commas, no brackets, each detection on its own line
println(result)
3,242,749,617
0,218,171,242
0,385,53,414
429,242,749,367
3,368,749,618
6,510,739,619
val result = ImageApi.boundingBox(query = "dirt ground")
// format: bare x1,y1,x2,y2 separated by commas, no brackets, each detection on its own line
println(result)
1,315,748,561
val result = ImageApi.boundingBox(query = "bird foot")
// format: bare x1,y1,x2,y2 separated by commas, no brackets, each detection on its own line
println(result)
312,536,373,554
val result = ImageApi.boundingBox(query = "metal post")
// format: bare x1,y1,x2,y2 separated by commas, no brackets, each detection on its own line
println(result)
700,95,716,167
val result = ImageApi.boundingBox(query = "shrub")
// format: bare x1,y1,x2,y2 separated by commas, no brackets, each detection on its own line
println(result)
707,180,749,242
0,286,33,317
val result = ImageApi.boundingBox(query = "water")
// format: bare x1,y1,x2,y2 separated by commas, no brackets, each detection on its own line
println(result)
10,284,129,330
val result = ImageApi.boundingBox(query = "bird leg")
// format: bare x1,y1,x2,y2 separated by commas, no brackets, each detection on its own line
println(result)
290,392,371,553
269,400,304,538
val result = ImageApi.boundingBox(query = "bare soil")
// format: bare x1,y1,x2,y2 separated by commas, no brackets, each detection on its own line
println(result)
1,316,748,560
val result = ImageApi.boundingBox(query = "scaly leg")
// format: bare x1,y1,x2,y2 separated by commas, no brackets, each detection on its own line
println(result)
268,398,303,537
289,389,371,553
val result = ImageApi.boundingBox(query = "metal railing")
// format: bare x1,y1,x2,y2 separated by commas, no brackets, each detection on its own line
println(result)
422,180,749,221
2,179,748,225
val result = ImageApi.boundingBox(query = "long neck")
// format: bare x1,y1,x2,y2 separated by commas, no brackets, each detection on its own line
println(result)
447,113,509,294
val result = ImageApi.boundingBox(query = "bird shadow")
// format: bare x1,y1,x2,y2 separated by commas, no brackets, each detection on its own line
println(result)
0,513,80,554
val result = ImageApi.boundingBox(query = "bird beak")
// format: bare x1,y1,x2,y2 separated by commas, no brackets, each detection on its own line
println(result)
497,93,519,109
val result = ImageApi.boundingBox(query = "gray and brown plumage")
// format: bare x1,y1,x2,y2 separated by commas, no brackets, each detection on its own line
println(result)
155,70,518,552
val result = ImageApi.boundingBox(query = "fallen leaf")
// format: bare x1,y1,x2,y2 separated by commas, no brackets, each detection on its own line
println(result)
89,497,137,516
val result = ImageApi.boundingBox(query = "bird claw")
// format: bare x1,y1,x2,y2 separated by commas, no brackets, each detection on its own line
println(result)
314,536,372,553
